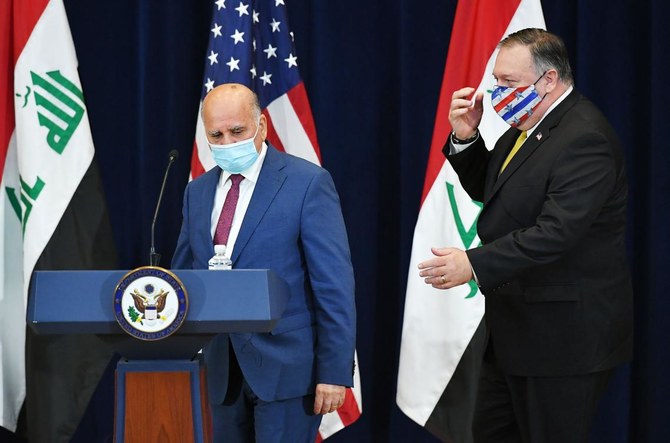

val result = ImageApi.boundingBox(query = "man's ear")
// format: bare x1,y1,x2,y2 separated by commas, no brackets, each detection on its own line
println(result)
259,113,268,140
543,69,559,94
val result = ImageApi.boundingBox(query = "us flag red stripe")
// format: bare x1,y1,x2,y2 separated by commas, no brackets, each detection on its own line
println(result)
190,1,361,439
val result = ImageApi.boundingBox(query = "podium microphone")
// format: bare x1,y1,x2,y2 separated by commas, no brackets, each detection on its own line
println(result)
150,149,179,266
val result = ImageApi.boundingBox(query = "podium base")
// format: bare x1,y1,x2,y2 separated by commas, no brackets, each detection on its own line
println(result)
114,358,211,443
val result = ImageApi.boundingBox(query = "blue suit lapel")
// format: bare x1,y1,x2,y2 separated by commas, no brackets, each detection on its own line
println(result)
232,145,287,264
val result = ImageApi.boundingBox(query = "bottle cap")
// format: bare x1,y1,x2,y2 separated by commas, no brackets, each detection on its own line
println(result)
214,244,227,255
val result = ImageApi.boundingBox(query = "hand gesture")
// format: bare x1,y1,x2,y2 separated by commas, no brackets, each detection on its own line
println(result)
418,247,473,289
449,87,484,140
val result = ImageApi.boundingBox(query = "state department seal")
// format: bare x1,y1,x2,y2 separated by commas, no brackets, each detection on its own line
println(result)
113,266,188,341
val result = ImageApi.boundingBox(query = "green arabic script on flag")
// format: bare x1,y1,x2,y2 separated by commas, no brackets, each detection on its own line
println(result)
29,70,85,154
6,69,84,233
446,181,482,299
5,175,45,233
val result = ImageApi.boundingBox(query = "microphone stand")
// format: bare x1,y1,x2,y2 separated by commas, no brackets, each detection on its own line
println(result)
150,149,179,266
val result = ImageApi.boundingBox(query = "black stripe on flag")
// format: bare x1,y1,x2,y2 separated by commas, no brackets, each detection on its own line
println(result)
16,157,117,443
424,319,487,443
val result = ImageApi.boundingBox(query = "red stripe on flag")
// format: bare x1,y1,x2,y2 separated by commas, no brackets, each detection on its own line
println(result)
421,0,521,203
190,140,206,179
1,0,50,177
11,0,50,66
285,82,321,163
1,1,14,176
336,387,361,426
263,109,287,153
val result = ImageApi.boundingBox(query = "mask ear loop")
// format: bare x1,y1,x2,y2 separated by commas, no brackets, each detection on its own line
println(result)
533,70,549,100
251,117,263,145
533,70,549,85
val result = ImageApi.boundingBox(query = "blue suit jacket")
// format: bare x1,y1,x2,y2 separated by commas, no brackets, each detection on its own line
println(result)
172,145,356,403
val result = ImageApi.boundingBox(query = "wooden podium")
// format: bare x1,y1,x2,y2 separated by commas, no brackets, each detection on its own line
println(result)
27,269,289,443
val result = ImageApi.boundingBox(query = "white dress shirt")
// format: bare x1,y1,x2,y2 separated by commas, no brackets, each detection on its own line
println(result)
210,142,268,256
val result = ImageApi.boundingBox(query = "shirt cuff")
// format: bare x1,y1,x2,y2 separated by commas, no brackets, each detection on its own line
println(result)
471,265,481,287
449,132,479,154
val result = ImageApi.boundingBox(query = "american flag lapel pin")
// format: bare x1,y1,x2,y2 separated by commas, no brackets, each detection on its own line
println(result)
536,132,543,141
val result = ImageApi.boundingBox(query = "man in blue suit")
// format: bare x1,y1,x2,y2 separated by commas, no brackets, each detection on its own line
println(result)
172,83,356,442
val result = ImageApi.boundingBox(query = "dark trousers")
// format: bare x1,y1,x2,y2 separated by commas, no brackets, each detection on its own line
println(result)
473,347,613,443
209,339,322,443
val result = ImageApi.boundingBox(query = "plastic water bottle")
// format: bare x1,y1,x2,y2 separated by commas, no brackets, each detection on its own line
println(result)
208,244,232,270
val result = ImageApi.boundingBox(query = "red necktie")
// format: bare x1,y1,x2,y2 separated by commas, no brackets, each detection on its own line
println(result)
213,174,244,246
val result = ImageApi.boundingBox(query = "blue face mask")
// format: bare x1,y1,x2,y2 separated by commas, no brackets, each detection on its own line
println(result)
210,122,260,173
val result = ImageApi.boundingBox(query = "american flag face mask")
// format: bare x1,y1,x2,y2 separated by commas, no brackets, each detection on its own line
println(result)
491,71,546,127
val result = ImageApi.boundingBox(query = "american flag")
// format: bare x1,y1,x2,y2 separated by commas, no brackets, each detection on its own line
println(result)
191,1,362,439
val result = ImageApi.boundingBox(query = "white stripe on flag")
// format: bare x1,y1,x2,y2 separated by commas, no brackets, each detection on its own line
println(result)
397,162,485,425
266,94,320,166
351,350,362,407
1,134,26,430
319,407,345,437
194,103,216,174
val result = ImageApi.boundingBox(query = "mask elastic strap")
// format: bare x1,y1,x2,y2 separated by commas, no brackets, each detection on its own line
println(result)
533,70,548,85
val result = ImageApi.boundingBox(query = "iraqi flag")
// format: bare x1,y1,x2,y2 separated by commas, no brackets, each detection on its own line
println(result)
396,1,545,441
191,1,362,440
1,0,116,438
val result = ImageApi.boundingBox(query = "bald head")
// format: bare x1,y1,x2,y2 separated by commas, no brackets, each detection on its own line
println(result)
202,83,266,150
203,83,261,121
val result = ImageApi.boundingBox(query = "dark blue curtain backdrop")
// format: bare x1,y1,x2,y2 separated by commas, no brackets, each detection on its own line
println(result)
59,1,669,441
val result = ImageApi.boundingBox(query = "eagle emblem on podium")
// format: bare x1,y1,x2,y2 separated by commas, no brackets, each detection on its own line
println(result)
130,285,170,322
113,266,188,341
